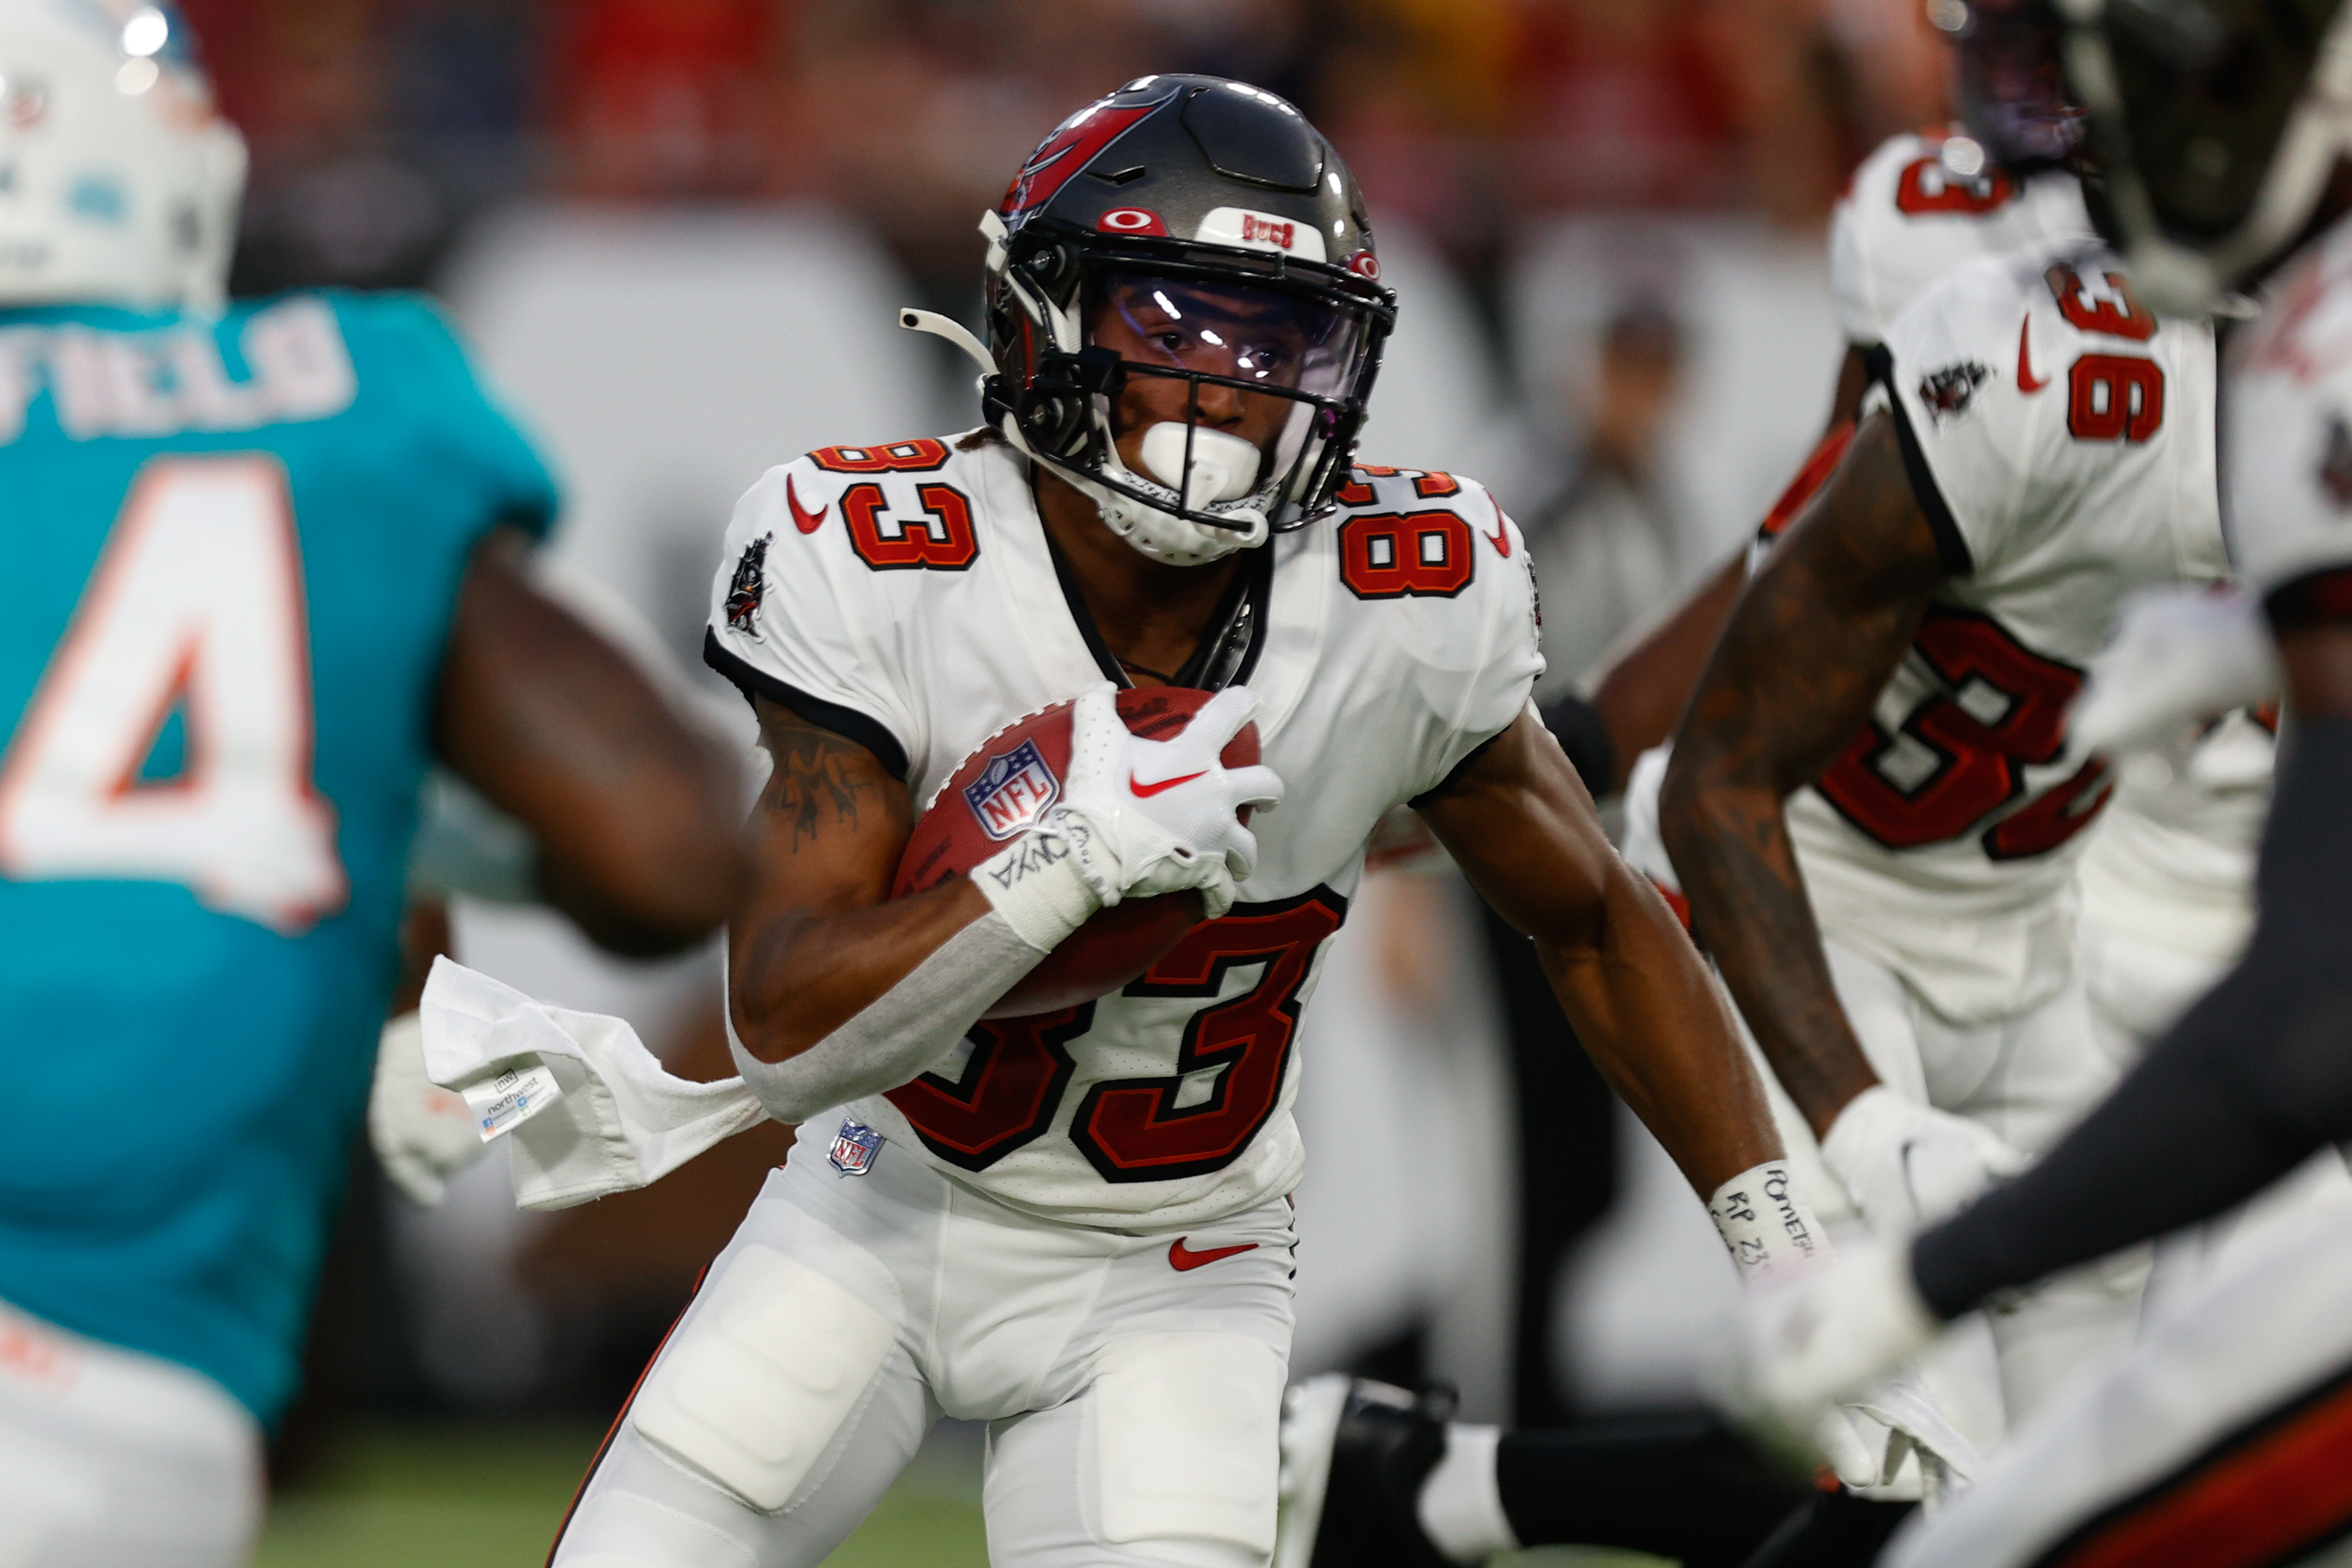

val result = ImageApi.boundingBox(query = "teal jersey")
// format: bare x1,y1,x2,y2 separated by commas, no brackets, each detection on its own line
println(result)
0,292,557,1425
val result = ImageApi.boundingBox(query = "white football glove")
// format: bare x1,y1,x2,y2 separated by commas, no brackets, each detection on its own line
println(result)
1820,1086,2028,1237
369,1010,491,1207
2069,583,2280,760
1724,1236,1941,1475
972,683,1285,952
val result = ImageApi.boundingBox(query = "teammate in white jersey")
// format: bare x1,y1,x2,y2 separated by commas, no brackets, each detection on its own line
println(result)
543,77,1818,1568
1729,0,2352,1555
1276,42,2135,1565
1661,198,2226,1435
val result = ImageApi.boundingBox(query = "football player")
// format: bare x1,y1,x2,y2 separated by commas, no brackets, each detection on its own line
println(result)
532,75,1825,1568
0,4,746,1564
1735,0,2352,1560
1657,0,2225,1457
1272,19,2150,1568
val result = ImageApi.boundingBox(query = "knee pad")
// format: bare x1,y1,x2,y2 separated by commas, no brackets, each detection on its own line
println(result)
1091,1331,1284,1562
629,1243,896,1513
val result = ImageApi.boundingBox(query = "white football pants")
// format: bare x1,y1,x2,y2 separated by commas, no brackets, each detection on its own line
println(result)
550,1120,1298,1568
1888,1189,2352,1568
1823,938,2148,1430
0,1296,262,1568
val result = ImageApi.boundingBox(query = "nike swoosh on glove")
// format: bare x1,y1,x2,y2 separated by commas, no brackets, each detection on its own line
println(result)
1820,1085,2029,1237
369,1010,492,1207
1046,681,1286,920
2069,583,2279,760
1720,1237,1940,1478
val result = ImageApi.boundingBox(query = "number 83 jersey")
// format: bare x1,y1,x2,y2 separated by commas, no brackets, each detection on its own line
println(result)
706,434,1541,1232
1788,241,2224,1026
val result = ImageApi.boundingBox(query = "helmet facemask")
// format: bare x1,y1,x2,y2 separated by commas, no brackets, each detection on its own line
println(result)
985,216,1392,568
2053,0,2352,311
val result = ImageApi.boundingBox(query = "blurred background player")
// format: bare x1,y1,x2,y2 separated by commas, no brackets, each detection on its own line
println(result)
0,2,745,1564
1731,0,2352,1560
1275,12,2150,1566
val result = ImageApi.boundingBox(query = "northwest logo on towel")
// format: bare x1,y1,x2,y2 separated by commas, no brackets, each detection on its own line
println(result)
829,1120,884,1176
963,739,1060,840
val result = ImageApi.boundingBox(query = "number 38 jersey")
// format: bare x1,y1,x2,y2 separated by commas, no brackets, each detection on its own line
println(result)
1788,243,2224,1025
706,434,1541,1232
0,296,557,1424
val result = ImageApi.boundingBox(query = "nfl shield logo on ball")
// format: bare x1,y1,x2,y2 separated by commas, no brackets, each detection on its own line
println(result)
962,739,1060,840
829,1120,884,1176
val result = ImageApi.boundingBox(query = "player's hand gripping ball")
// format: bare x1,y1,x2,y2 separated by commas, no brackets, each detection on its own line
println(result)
895,686,1263,1018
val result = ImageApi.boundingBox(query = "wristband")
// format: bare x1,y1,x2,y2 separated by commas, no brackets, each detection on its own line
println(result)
972,821,1103,953
1708,1160,1832,1292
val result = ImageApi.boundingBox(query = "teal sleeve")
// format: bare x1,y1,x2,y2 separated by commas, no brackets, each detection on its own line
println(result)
334,292,562,543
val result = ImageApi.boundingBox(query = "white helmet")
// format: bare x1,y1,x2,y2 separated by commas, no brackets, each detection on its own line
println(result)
0,1,245,312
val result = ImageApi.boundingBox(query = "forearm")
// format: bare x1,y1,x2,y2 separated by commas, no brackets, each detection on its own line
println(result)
1658,764,1877,1138
1539,859,1782,1192
437,543,745,956
1915,717,2352,1316
728,909,1047,1124
1587,554,1746,791
729,875,1001,1062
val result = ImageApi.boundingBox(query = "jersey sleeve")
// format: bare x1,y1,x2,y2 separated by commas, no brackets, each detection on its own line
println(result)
339,292,560,543
1380,474,1546,801
2226,274,2352,612
701,459,920,779
1828,138,1918,347
1871,254,2063,579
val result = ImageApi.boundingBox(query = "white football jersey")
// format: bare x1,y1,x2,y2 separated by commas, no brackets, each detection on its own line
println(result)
1787,242,2224,1024
705,434,1541,1231
2224,213,2352,600
1830,130,2094,348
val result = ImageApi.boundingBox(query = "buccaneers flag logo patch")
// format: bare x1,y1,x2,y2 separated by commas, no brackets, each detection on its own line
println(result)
724,532,771,635
1919,361,1990,424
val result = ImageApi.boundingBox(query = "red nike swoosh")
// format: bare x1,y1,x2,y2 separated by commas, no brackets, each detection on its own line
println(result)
2016,315,2048,394
1129,769,1205,798
787,474,828,534
1485,495,1512,557
1169,1238,1258,1272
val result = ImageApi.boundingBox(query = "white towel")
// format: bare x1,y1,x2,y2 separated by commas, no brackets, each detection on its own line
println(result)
419,956,768,1211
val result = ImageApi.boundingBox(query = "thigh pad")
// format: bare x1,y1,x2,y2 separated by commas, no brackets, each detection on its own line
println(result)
630,1243,897,1513
1091,1332,1284,1560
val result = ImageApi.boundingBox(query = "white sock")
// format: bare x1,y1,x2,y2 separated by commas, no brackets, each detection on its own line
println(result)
1414,1423,1519,1564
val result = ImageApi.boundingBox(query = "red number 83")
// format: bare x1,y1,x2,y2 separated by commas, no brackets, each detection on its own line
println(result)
1814,608,2111,859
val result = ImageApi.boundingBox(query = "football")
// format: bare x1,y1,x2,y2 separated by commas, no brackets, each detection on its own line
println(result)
892,686,1260,1019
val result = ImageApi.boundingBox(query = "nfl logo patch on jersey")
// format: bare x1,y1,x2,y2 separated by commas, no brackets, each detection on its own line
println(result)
829,1120,884,1176
962,739,1060,840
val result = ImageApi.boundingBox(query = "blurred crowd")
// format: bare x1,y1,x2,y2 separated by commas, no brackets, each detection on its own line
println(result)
183,0,1946,301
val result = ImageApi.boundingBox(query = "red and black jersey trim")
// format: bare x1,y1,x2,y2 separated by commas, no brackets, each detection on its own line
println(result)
2265,565,2352,632
703,627,910,782
1864,344,1977,579
2030,1351,2352,1568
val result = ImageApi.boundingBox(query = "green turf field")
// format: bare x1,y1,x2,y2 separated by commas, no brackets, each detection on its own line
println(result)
251,1420,1667,1566
252,1420,989,1568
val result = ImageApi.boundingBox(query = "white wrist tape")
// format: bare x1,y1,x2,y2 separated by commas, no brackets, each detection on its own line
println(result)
728,911,1046,1126
971,818,1105,953
1709,1160,1833,1293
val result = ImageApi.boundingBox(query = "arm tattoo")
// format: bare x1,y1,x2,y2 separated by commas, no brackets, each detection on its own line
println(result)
760,718,881,850
1661,414,1947,1130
